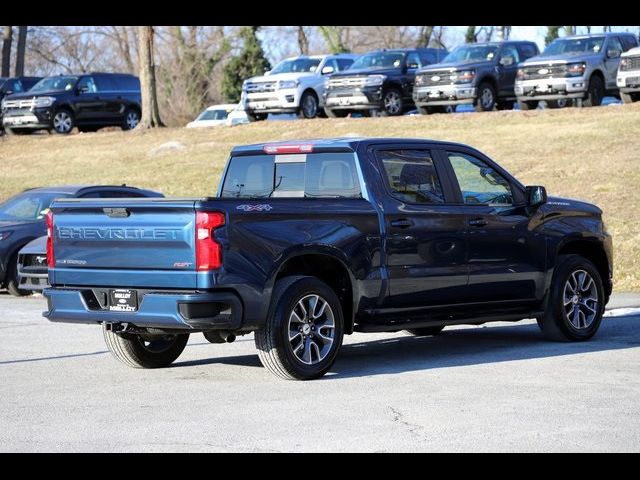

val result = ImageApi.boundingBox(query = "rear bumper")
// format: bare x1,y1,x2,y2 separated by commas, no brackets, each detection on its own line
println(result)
42,288,243,331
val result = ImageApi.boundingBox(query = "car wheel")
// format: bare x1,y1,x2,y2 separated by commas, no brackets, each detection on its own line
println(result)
380,88,404,116
496,100,515,110
246,112,267,122
418,105,447,115
537,254,605,342
620,91,638,104
324,107,348,118
255,275,344,380
405,326,444,336
102,324,189,368
518,100,539,111
474,82,496,112
122,108,140,130
581,75,604,107
6,252,31,297
51,109,75,134
297,91,319,119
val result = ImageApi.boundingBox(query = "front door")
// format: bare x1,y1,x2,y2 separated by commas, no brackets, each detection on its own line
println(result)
73,76,105,122
496,45,520,97
604,36,624,89
443,148,547,303
374,146,469,309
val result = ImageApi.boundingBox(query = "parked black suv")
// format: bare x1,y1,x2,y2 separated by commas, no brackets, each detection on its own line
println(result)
414,41,539,113
1,72,141,134
323,48,448,117
0,76,42,132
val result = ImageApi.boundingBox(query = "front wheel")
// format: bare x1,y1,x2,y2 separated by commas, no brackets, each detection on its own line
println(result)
380,88,404,116
103,324,189,368
6,252,31,297
537,254,605,342
51,109,75,134
255,276,344,380
474,82,496,112
297,91,319,119
580,76,604,107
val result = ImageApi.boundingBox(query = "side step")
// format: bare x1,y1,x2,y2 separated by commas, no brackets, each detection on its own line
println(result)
354,311,544,333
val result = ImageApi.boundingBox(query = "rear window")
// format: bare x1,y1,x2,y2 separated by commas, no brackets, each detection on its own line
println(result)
220,152,361,199
114,75,141,91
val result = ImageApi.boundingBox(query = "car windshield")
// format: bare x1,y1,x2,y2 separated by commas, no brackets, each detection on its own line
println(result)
350,52,405,70
543,37,606,55
270,58,321,74
198,109,229,121
30,76,78,93
442,45,499,63
0,192,71,222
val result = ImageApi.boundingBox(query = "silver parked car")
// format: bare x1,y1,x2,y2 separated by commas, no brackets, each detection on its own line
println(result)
515,32,639,109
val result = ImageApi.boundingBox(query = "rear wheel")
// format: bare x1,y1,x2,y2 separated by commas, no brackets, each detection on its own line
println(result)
246,112,267,122
537,254,605,341
518,100,539,111
122,108,140,130
255,276,344,380
474,82,496,112
405,326,444,337
297,91,319,119
102,324,189,368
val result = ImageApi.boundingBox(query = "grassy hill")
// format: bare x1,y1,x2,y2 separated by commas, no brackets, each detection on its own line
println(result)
1,104,639,292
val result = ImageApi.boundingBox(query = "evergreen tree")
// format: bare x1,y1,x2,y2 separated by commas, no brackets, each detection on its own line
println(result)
545,26,561,46
222,26,271,103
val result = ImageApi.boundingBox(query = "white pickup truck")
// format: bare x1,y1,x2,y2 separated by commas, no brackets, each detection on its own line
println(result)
240,54,358,121
617,46,640,104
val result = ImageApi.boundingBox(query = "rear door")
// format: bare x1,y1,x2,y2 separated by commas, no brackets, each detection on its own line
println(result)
93,75,122,122
373,144,469,308
442,148,547,303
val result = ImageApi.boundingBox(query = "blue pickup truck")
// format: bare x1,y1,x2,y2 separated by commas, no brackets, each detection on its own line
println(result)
43,138,612,380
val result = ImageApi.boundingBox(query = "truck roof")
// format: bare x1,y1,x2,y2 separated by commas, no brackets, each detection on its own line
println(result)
231,137,468,154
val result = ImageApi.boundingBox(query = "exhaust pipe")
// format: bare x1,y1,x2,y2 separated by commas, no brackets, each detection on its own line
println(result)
204,330,236,344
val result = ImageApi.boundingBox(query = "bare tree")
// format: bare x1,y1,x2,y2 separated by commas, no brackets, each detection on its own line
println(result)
14,25,27,76
2,26,12,77
565,26,576,35
418,26,434,47
137,26,164,128
318,26,349,53
496,26,511,40
297,26,309,55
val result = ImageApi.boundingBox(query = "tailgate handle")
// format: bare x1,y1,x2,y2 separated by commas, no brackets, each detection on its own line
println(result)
103,207,130,218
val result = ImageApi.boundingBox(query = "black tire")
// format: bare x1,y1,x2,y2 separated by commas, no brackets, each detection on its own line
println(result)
474,82,496,112
405,326,445,337
254,275,344,380
102,324,189,368
518,100,539,111
581,75,604,108
546,98,571,109
297,91,319,119
620,91,638,104
496,100,515,111
418,105,447,115
246,112,267,122
380,88,404,116
5,252,31,297
51,108,75,134
324,107,348,118
121,108,140,130
537,254,605,342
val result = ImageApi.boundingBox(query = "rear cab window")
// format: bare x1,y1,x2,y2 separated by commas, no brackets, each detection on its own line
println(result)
220,152,362,199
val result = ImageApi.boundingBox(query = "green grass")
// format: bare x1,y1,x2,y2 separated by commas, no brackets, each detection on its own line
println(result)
1,104,639,291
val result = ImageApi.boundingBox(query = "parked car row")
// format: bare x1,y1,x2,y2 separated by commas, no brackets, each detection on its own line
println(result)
241,32,640,120
0,185,163,296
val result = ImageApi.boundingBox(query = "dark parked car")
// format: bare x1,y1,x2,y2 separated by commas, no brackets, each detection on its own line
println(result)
0,185,163,296
1,72,141,134
323,48,448,117
413,41,539,113
43,138,611,380
0,76,42,132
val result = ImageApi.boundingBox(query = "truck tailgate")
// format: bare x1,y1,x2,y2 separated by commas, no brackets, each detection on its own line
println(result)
50,198,200,289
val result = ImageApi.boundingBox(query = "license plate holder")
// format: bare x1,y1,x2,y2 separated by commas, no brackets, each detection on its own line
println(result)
108,289,138,312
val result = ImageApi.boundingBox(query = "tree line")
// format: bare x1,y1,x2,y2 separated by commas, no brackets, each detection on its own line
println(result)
2,26,639,127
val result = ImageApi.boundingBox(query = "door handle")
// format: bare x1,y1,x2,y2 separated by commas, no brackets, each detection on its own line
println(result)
468,218,488,227
390,219,414,228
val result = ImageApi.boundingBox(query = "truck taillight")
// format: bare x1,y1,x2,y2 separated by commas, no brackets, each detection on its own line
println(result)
45,210,55,268
195,211,225,271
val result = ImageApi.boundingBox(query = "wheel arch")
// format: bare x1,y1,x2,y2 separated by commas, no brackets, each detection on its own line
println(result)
556,238,611,301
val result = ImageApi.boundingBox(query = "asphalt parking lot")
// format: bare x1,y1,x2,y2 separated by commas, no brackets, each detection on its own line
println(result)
1,292,639,452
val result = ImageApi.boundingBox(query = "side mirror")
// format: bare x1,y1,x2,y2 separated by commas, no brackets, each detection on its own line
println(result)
407,62,420,70
526,185,547,207
4,89,13,95
607,48,621,59
264,70,272,76
499,56,514,66
321,65,335,75
76,86,89,95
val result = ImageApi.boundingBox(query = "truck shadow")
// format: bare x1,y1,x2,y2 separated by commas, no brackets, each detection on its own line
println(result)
328,314,640,379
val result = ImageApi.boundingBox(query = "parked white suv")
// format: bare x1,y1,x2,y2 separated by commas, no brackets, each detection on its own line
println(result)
617,46,640,104
241,54,358,121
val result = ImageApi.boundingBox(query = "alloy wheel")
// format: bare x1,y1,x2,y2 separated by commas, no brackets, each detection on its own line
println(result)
287,294,336,365
563,269,599,329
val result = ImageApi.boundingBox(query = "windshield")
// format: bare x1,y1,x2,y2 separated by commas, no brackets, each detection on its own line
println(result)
442,45,499,63
271,58,321,74
30,76,78,93
0,192,71,222
350,52,405,70
198,109,229,121
544,37,605,55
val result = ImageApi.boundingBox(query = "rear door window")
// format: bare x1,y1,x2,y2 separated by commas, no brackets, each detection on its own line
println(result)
220,152,361,198
377,149,445,204
94,75,117,92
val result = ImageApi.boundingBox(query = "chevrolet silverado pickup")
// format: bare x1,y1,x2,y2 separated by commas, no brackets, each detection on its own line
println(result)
43,138,613,380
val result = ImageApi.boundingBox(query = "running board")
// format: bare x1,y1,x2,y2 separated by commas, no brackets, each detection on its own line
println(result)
354,311,544,333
